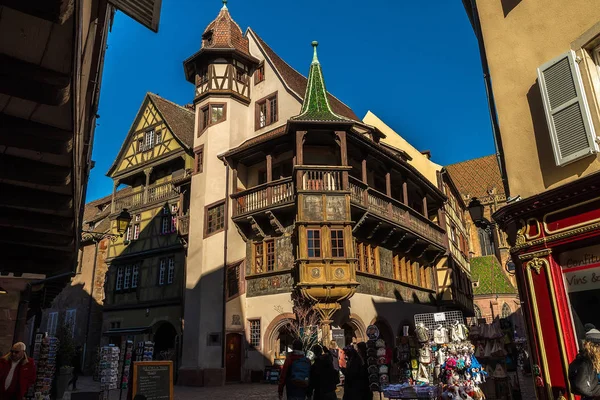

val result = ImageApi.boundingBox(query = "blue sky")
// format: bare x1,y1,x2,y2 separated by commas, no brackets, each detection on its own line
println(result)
87,0,494,201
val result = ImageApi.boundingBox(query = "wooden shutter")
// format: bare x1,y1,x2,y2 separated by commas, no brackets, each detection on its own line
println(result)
537,50,598,166
109,0,162,32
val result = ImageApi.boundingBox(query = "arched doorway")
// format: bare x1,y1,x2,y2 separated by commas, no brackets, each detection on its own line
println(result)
373,319,394,346
153,322,177,362
225,333,242,382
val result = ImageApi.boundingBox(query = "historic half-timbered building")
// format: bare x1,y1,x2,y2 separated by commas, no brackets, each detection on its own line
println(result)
101,93,194,366
178,2,468,385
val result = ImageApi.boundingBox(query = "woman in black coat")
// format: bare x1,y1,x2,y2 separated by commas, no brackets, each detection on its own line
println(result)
342,345,370,400
308,345,339,400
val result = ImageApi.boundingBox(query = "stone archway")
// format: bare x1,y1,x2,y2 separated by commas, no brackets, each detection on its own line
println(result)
263,313,296,363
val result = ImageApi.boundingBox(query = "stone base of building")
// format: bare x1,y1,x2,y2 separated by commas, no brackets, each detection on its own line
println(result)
178,367,225,387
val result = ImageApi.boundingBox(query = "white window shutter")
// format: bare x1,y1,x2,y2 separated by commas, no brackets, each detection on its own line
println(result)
109,0,162,32
537,50,598,166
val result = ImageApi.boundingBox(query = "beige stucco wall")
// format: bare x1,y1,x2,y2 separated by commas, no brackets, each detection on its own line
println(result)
362,111,441,185
476,0,600,198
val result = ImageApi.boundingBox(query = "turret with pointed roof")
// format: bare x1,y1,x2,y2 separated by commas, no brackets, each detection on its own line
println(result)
291,42,352,123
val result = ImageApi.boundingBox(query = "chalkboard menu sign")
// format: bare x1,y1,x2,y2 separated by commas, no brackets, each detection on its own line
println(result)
332,329,345,345
132,361,173,400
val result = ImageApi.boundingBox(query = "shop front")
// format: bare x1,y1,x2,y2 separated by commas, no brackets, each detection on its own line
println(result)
493,173,600,400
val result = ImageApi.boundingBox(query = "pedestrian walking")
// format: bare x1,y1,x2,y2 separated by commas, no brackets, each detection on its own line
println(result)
69,345,83,390
329,341,341,372
0,342,36,400
341,344,369,400
278,339,311,400
569,324,600,399
308,345,339,400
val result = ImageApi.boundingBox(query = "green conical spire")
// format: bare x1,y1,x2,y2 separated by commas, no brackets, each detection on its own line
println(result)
291,41,350,122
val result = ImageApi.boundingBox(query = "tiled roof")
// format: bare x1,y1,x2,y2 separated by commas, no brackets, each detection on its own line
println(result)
148,93,195,149
220,124,287,159
83,187,133,236
201,3,250,57
251,29,359,121
291,42,351,123
446,155,505,200
470,255,517,295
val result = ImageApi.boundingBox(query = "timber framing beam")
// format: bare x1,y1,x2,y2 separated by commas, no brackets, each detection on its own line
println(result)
0,54,71,106
0,183,73,215
0,113,72,155
0,154,71,186
0,0,74,24
0,208,73,236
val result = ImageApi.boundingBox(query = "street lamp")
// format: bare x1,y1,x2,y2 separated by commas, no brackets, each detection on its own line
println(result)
467,197,487,225
82,208,132,241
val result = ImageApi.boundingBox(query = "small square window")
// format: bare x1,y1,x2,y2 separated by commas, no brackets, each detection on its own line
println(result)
194,146,204,174
256,93,278,130
331,229,345,258
158,259,166,286
307,229,321,258
205,201,225,236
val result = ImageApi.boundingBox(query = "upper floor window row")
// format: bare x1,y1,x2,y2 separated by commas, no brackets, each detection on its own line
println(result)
256,92,278,130
138,129,162,152
199,103,226,135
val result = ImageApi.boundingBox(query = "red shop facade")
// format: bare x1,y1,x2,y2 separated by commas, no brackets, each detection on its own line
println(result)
493,171,600,400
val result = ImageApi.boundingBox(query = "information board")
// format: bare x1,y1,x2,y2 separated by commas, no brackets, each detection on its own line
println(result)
132,361,173,400
332,329,345,345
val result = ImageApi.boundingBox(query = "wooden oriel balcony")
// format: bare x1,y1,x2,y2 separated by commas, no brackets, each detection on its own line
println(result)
348,176,445,248
112,181,179,213
230,166,445,248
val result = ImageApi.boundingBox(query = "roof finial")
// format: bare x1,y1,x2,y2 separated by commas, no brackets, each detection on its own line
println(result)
222,0,228,10
312,41,319,64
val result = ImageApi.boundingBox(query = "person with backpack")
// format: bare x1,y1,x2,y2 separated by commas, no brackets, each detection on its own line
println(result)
569,325,600,399
279,339,311,400
308,345,339,400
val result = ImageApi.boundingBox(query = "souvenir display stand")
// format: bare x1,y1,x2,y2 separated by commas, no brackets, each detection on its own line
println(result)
27,333,58,400
470,319,516,400
382,311,486,400
136,341,155,362
365,325,392,394
120,340,134,390
99,344,120,400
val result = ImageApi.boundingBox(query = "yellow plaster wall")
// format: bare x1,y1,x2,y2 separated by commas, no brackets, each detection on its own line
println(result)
363,111,441,185
476,0,600,198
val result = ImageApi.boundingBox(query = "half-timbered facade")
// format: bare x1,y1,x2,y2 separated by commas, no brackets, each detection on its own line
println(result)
101,93,194,365
178,2,468,386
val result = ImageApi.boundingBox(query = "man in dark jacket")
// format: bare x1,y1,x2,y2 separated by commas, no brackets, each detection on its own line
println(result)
0,342,36,400
569,326,600,399
308,345,339,400
278,339,310,400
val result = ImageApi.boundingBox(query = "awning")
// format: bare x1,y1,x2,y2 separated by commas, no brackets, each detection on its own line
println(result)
103,327,152,336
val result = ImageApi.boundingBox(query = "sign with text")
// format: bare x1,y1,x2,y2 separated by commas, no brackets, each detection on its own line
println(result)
563,265,600,293
132,361,173,400
434,312,446,322
332,329,345,345
559,244,600,269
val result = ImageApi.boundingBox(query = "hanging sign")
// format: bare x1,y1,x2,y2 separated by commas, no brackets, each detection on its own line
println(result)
434,312,446,322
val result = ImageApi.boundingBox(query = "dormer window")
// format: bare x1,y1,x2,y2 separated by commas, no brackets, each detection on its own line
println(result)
202,30,214,46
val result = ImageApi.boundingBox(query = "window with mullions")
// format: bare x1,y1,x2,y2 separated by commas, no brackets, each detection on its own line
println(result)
253,239,275,273
331,229,345,258
307,229,321,258
256,93,278,129
356,242,378,274
205,201,225,236
249,319,261,349
227,263,241,299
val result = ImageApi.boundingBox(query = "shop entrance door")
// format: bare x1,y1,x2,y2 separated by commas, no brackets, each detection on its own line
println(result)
226,333,242,382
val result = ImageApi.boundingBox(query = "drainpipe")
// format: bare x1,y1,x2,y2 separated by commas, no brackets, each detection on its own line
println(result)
468,0,510,198
222,166,230,370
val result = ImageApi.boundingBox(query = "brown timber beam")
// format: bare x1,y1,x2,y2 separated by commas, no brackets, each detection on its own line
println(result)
0,154,71,186
0,0,74,24
0,183,72,215
0,113,72,155
0,54,71,106
0,208,73,235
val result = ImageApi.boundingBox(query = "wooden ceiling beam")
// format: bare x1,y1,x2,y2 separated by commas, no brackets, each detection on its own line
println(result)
0,227,74,248
0,54,71,106
0,114,72,155
0,208,73,235
0,183,72,214
0,0,74,24
0,154,71,186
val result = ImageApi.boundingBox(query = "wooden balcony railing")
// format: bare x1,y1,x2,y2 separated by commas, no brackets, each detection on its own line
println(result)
296,165,350,191
112,181,179,212
177,215,190,236
232,177,294,217
348,177,445,247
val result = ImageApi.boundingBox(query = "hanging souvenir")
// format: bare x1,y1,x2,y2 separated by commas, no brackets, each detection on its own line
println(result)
367,348,377,357
411,358,418,370
469,324,481,339
366,325,380,341
368,365,378,375
433,325,449,344
376,347,386,357
375,339,385,348
418,347,431,364
379,374,389,384
416,323,429,343
483,340,493,358
417,363,429,383
475,342,485,358
493,363,507,379
491,340,506,357
379,364,389,374
436,347,446,365
378,356,387,365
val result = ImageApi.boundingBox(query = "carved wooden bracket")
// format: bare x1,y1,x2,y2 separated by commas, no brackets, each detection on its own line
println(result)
367,222,382,240
353,212,369,233
265,211,284,235
381,229,396,245
247,216,265,238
